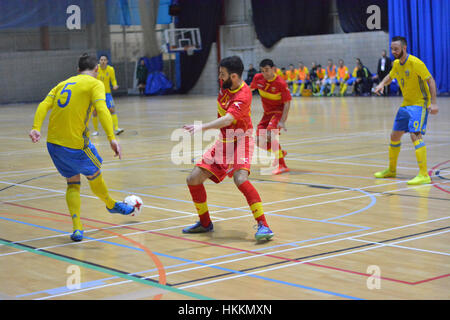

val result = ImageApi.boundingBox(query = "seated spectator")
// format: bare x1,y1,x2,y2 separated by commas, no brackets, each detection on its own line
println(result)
313,64,326,96
295,61,310,97
318,59,338,96
354,62,372,96
347,58,362,94
337,59,350,96
285,64,298,94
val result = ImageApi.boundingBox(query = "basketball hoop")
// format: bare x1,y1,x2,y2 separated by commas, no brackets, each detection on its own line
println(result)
163,28,202,54
185,46,195,56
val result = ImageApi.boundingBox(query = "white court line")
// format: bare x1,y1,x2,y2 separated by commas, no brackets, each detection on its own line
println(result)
2,179,448,252
4,193,64,203
287,157,436,170
35,220,450,299
211,179,405,214
350,238,450,256
177,229,450,291
0,180,195,216
318,142,450,162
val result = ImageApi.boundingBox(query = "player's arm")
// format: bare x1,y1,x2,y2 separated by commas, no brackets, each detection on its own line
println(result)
374,74,393,95
426,76,438,114
183,113,235,134
92,82,121,158
29,87,56,143
110,67,118,90
416,60,438,115
278,101,290,132
95,99,122,159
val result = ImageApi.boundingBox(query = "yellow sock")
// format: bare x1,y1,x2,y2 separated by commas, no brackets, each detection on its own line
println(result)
87,172,116,209
250,202,264,219
111,113,119,131
413,139,428,176
93,116,99,131
293,83,298,95
300,83,305,94
389,140,401,172
341,83,348,95
330,83,335,94
66,183,82,231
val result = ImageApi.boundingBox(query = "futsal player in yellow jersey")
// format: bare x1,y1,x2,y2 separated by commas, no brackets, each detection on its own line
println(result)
92,55,124,136
29,53,135,242
374,36,438,185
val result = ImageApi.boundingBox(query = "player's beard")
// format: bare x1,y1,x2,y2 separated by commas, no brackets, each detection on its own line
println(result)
222,77,232,90
394,48,405,60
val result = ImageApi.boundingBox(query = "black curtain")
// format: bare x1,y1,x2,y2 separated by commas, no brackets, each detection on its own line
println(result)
251,0,331,48
175,0,223,93
336,0,388,33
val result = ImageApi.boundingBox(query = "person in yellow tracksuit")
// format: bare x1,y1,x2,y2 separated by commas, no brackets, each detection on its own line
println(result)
92,55,124,136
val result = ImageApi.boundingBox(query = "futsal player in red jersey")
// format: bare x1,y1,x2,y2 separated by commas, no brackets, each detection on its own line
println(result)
182,56,274,241
250,59,291,175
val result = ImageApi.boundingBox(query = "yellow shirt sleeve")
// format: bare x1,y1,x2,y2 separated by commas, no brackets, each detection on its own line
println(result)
32,86,57,131
389,61,398,79
414,59,432,80
92,81,115,141
109,66,118,87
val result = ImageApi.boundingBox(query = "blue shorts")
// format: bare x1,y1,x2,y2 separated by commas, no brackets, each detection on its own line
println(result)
393,105,428,135
297,79,310,84
47,142,103,178
347,77,356,85
323,78,338,85
106,93,115,109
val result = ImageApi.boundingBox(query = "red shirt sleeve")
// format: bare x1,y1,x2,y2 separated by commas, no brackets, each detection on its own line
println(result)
250,73,260,90
278,78,292,103
226,100,246,121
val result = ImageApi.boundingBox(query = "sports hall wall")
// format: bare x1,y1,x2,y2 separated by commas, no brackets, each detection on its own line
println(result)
190,0,389,95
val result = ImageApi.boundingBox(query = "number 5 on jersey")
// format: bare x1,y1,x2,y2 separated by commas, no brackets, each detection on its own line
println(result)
58,82,77,108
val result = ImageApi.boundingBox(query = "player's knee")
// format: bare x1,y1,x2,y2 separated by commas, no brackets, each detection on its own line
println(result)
186,171,203,185
233,172,248,186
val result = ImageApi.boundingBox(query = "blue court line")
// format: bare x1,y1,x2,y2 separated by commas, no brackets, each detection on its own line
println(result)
2,216,362,300
16,226,369,297
322,188,377,221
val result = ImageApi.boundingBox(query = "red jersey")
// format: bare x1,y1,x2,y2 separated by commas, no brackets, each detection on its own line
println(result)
217,81,253,140
250,73,291,113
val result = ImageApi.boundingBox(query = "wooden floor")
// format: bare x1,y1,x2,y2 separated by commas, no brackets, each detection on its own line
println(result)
0,95,449,300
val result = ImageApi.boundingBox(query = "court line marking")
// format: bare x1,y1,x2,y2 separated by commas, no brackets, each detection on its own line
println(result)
0,212,361,300
2,205,448,296
176,229,450,291
0,238,211,301
349,238,450,256
317,142,450,162
429,160,450,194
2,180,447,252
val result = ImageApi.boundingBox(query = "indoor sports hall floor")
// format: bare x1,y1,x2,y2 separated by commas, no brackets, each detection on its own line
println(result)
0,95,449,300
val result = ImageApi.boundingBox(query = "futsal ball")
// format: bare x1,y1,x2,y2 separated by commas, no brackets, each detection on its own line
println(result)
124,195,143,216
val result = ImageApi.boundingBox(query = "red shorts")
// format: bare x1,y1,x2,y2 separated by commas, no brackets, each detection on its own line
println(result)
196,135,254,184
256,112,283,136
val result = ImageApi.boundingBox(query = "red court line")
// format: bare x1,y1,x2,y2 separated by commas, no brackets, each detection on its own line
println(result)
4,201,448,286
429,160,450,194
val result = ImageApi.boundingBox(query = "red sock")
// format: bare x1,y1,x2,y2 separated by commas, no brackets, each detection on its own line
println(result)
188,184,211,227
237,180,269,227
278,154,286,167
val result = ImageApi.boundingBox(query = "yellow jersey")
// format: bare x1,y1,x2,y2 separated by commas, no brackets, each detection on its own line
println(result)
32,74,115,149
97,65,117,93
389,54,432,107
